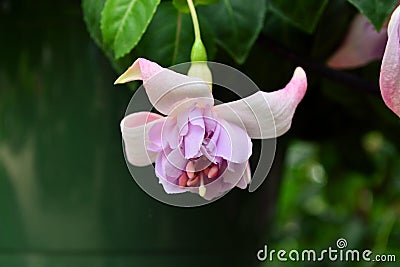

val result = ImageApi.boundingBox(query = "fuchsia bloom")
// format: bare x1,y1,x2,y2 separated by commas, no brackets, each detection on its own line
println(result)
116,58,307,200
380,5,400,117
327,8,400,118
328,14,388,69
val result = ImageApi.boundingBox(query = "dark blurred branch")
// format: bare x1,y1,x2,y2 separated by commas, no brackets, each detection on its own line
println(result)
258,35,380,95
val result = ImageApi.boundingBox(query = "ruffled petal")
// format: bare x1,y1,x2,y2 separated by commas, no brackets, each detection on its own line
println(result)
213,119,252,163
159,118,180,150
213,67,307,138
165,148,188,177
184,124,204,158
156,153,189,194
196,178,233,200
121,112,166,166
222,162,248,186
115,58,213,115
147,120,164,152
159,177,189,194
328,14,387,69
235,161,251,189
195,161,247,200
183,107,205,158
155,150,168,180
380,6,400,117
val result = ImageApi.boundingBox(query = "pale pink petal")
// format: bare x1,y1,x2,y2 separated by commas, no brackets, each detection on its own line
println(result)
380,6,400,117
194,172,240,200
115,58,213,115
156,153,188,194
235,161,251,189
213,67,307,138
121,112,166,166
165,148,188,176
203,106,217,130
212,119,252,163
176,106,193,136
147,121,163,152
166,124,180,149
183,108,205,158
181,161,247,200
184,124,204,158
159,177,189,194
328,14,387,69
222,162,248,187
235,177,247,189
159,118,180,150
196,178,232,200
114,58,162,84
155,151,168,180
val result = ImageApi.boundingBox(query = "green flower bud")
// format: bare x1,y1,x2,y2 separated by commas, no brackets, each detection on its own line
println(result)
191,39,208,62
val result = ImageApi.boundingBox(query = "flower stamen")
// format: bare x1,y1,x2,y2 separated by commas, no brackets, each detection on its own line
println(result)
199,172,206,197
203,166,210,176
207,164,219,179
179,172,189,187
187,174,200,187
186,161,196,179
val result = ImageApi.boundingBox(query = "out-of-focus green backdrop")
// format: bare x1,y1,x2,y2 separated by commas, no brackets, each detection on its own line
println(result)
0,1,280,266
0,0,399,266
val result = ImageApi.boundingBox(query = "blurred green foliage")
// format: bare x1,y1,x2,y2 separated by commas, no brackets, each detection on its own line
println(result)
348,0,398,30
267,135,400,266
84,0,399,67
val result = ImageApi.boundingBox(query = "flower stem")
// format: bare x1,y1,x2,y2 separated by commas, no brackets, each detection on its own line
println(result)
187,0,201,41
186,0,211,88
187,0,207,62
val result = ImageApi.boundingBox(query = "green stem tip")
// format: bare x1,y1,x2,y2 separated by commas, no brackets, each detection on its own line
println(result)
187,0,208,62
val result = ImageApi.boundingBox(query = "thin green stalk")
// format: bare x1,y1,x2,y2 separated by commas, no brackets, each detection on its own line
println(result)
187,0,201,41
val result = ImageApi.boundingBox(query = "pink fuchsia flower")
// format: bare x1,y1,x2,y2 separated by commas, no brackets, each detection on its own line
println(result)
116,58,307,200
327,14,388,69
380,5,400,117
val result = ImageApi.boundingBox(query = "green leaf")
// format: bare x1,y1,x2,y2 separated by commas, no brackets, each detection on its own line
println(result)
82,0,107,49
199,0,266,64
101,0,161,59
347,0,398,31
268,0,329,34
82,0,130,74
172,0,221,13
135,2,216,66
